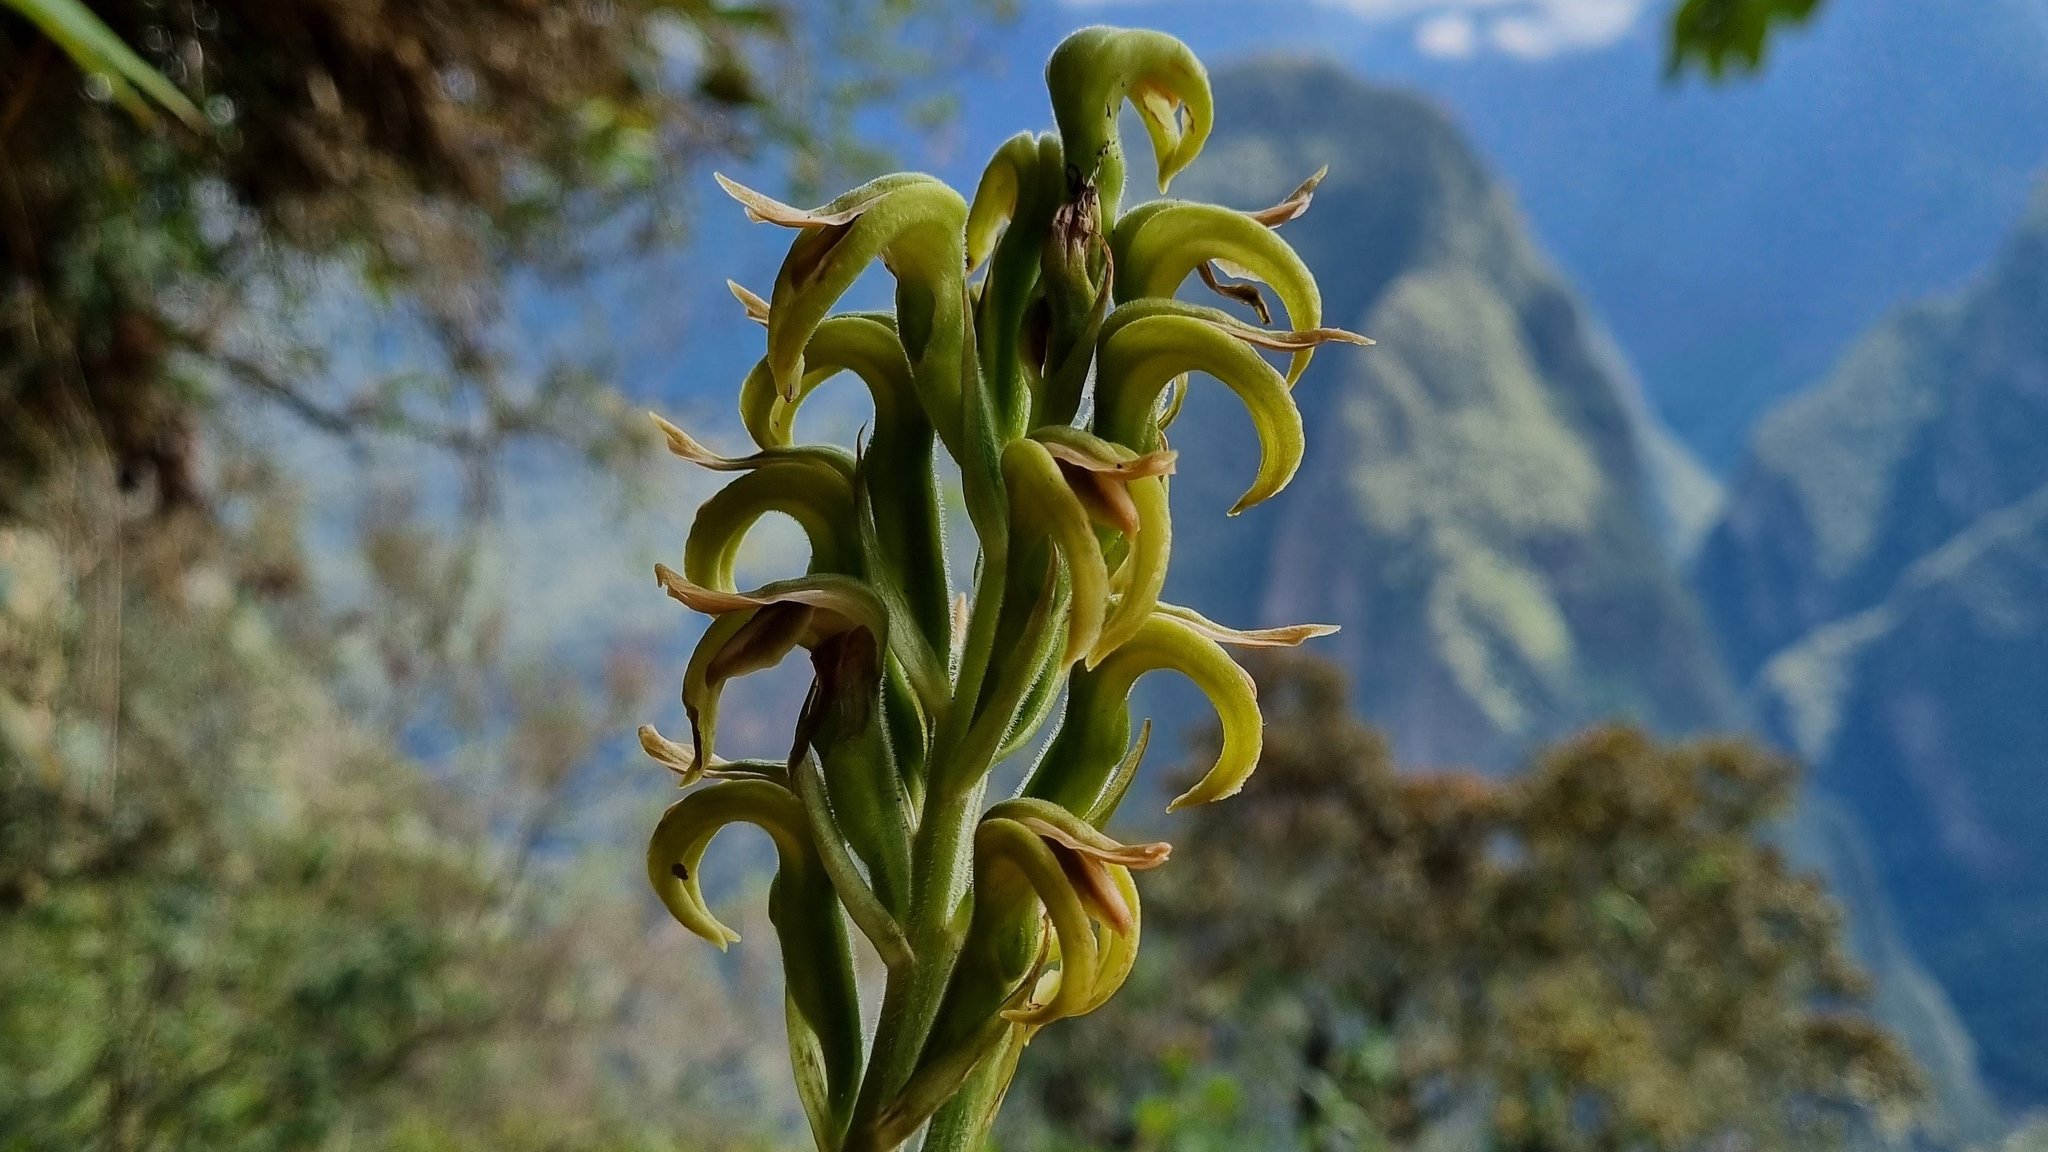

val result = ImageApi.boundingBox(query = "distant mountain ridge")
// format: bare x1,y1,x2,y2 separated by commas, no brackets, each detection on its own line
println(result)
1702,182,2048,1105
1698,185,2048,679
1166,62,1735,769
1149,62,1999,1137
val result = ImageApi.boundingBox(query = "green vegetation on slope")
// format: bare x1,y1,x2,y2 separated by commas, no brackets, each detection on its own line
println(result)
1004,653,1920,1152
0,497,783,1149
1758,484,2048,1104
1701,180,2048,1104
1698,183,2048,678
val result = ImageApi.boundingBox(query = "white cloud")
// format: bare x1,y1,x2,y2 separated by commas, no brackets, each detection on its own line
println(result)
1415,12,1478,58
1058,0,1654,60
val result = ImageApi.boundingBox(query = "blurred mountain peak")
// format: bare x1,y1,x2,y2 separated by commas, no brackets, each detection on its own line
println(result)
1166,61,1736,769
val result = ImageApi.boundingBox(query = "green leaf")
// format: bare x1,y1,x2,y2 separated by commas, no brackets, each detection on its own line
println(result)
1667,0,1826,78
4,0,204,128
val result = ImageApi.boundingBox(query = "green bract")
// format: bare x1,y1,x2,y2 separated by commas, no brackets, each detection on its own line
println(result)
641,27,1364,1152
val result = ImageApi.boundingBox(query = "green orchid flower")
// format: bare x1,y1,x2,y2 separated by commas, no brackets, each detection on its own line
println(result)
635,26,1363,1151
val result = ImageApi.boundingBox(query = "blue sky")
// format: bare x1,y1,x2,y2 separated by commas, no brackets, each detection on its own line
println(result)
1058,0,1654,60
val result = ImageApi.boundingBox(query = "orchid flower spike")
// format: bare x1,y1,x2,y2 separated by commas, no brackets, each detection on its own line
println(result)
636,25,1362,1152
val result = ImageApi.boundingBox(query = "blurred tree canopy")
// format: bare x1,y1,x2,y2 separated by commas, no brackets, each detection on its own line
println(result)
0,468,798,1149
1668,0,1827,77
1,3,1002,1147
1012,653,1920,1152
0,0,996,520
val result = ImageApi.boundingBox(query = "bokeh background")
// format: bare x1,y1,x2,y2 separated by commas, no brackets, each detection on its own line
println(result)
7,1,2048,1148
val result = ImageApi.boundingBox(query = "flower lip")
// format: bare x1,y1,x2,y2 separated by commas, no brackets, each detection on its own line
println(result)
707,601,817,683
1033,427,1175,537
984,797,1170,936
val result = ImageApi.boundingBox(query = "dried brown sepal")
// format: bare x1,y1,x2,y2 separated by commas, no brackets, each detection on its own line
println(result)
716,172,876,228
649,413,760,471
640,723,698,777
1050,842,1136,933
1198,260,1272,324
728,279,772,325
1158,602,1340,648
1016,817,1172,871
1247,165,1329,228
1221,323,1374,352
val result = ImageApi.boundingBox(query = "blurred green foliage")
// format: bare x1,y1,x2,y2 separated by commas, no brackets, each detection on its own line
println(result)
0,478,792,1148
1668,0,1827,77
0,0,202,125
0,0,997,517
1006,652,1920,1152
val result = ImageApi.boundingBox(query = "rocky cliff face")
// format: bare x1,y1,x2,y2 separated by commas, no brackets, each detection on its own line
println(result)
1705,184,2048,1105
1760,484,2048,1105
1697,186,2048,680
1167,63,1735,770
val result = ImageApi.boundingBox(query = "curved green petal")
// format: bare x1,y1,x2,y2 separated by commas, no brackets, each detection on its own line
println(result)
967,132,1054,272
646,776,865,1145
658,567,950,755
1046,26,1213,201
975,817,1099,1025
1111,199,1324,383
683,459,860,591
1002,438,1109,667
722,173,970,452
1023,611,1260,817
645,778,811,947
970,132,1067,433
736,313,915,451
1100,613,1263,811
1094,309,1305,513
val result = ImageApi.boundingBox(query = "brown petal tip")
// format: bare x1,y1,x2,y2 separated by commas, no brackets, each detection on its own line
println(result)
1219,322,1374,352
638,723,697,778
648,413,728,468
1018,816,1172,871
654,565,755,615
1040,440,1178,480
715,172,870,228
1248,165,1329,228
1198,260,1271,324
1163,603,1341,648
726,279,770,325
